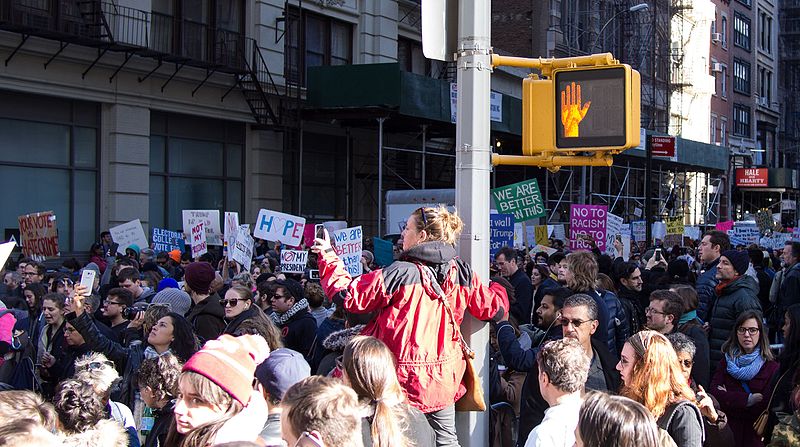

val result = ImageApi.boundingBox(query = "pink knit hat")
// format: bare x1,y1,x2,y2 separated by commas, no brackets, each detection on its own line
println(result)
182,334,270,405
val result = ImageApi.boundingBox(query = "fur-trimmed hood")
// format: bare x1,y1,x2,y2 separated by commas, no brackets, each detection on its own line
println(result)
62,419,128,447
322,324,365,351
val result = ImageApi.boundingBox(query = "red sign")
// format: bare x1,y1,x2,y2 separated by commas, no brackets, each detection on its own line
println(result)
651,136,676,157
736,168,769,187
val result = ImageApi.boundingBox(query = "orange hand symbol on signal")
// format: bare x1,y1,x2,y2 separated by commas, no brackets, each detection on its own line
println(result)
560,82,591,137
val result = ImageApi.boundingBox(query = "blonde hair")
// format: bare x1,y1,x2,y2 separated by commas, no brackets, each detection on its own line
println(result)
166,371,243,447
282,376,365,447
343,336,411,447
413,206,463,246
566,252,598,293
621,331,696,419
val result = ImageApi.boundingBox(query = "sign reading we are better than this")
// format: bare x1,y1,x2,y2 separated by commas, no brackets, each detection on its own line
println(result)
491,179,546,222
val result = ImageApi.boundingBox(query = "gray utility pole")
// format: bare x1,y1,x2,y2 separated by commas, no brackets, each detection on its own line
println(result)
454,0,492,445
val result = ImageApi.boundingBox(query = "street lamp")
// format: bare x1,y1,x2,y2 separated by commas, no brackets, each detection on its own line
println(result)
590,3,650,53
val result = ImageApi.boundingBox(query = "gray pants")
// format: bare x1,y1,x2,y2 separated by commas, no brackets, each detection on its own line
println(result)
425,404,461,447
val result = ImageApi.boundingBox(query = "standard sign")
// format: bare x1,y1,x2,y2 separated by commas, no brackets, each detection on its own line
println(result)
491,179,546,222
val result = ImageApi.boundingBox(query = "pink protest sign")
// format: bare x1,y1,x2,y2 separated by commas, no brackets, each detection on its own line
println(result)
303,223,317,248
715,221,734,233
570,204,608,251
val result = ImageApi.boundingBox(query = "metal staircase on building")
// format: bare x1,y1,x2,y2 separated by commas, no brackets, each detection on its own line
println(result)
76,0,111,42
236,42,281,128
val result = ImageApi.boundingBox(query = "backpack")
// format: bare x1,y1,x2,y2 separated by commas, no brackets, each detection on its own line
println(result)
657,400,704,447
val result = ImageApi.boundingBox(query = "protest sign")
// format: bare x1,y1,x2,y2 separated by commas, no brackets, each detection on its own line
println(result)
551,224,566,242
683,226,701,241
715,221,734,233
631,221,646,242
570,204,607,251
534,225,549,246
666,217,684,235
280,250,308,274
224,212,240,244
513,223,524,248
253,209,306,247
761,232,791,250
0,241,15,270
110,219,149,255
18,211,59,259
756,211,774,234
331,226,363,276
373,237,395,267
532,244,558,255
491,179,546,222
622,235,631,261
231,226,254,267
303,224,317,247
152,228,184,253
731,222,760,245
605,213,623,255
490,214,515,257
191,222,207,258
652,222,667,241
183,210,222,246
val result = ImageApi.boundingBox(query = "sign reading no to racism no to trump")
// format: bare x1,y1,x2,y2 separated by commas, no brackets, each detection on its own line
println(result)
491,179,546,222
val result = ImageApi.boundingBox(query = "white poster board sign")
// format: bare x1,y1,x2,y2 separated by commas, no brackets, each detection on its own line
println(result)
191,222,208,258
331,226,364,277
280,249,308,274
605,213,623,255
253,209,306,247
110,219,149,255
231,226,254,267
224,212,240,244
183,210,222,246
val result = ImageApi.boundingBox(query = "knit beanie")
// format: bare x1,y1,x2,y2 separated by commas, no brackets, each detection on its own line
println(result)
274,278,304,301
168,249,182,263
157,277,179,292
127,244,141,256
151,288,192,316
183,334,270,405
721,249,750,276
184,262,215,294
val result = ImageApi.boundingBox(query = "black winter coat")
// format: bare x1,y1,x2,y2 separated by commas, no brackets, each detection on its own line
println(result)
185,293,225,344
507,269,534,325
144,400,175,447
278,308,317,361
708,275,761,367
696,258,721,320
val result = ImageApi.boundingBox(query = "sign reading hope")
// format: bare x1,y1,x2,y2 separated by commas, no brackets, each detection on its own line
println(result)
570,204,607,251
253,209,306,247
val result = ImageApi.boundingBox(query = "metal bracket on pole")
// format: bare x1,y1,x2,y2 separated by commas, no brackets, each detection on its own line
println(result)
44,42,69,69
5,34,29,67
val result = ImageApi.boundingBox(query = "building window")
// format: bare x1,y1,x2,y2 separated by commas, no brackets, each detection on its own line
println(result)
149,113,244,231
759,12,772,53
286,9,353,86
733,104,751,137
733,58,751,94
721,65,728,98
0,93,98,253
736,0,751,7
721,118,727,146
721,15,728,47
398,38,431,76
758,66,772,104
734,12,751,51
711,114,718,144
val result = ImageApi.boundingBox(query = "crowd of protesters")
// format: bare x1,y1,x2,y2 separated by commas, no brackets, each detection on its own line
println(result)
0,212,799,447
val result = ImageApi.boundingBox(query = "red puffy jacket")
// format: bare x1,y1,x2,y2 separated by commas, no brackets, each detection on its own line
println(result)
319,241,509,413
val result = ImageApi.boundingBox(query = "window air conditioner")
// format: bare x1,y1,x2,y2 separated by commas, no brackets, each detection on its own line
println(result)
712,63,724,72
711,33,722,43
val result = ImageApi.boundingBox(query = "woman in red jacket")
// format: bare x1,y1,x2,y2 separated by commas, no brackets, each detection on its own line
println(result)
710,310,779,447
313,206,509,446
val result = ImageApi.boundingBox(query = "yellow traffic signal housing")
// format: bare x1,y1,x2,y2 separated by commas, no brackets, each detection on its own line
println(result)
523,64,640,155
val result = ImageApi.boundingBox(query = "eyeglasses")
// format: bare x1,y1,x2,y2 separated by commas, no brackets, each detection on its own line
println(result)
271,293,289,301
293,431,325,447
104,301,125,307
737,327,760,335
417,207,428,227
560,318,595,328
680,359,693,368
645,307,667,316
220,298,249,307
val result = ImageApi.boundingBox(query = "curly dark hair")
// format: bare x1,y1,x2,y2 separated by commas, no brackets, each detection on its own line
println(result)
54,379,106,433
137,353,182,402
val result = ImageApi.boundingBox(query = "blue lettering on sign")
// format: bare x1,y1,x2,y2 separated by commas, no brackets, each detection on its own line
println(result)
259,214,274,232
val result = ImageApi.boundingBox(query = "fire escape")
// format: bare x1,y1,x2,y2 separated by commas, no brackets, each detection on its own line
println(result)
0,0,284,128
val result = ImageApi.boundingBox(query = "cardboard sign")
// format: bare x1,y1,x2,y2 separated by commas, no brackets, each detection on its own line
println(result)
683,226,701,241
731,222,760,245
231,226,254,267
152,228,185,253
183,210,222,246
491,179,547,222
373,237,395,267
532,244,558,255
631,221,646,242
110,219,149,255
18,211,59,259
605,213,623,255
534,225,549,246
551,224,566,242
280,250,308,274
756,211,774,233
666,217,684,235
224,212,240,244
331,226,363,277
569,204,608,251
715,221,734,233
191,222,208,258
490,214,515,257
253,209,306,247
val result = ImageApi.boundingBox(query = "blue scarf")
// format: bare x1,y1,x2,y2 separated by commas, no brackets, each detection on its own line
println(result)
678,310,697,325
726,347,765,381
